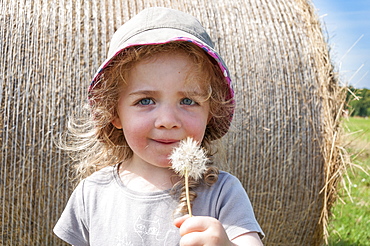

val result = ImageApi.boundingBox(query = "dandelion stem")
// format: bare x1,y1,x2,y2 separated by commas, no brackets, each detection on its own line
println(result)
185,168,192,217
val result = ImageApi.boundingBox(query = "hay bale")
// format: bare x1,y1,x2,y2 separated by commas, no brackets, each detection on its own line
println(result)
0,0,345,245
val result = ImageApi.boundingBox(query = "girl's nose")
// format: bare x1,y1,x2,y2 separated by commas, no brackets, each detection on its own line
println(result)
154,106,182,129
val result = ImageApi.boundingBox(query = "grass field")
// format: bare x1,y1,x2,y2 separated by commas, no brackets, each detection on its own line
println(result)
326,117,370,246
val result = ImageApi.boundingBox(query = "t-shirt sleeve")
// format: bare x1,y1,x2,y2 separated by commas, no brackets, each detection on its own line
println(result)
53,181,90,246
216,173,264,240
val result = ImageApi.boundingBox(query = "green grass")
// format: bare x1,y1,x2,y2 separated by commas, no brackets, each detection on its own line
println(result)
344,117,370,143
326,117,370,246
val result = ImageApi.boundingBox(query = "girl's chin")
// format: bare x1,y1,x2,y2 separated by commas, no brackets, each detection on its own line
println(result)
147,157,173,169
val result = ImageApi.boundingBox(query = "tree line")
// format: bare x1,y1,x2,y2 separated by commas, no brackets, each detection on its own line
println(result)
346,86,370,117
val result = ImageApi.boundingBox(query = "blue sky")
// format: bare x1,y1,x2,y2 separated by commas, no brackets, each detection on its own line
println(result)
312,0,370,89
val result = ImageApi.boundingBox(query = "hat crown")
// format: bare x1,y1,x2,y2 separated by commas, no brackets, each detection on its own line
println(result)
108,7,214,57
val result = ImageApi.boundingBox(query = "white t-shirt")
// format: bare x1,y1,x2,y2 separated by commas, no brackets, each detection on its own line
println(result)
54,165,264,246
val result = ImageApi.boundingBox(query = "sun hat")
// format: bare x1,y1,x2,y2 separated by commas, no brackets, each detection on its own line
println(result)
89,7,234,139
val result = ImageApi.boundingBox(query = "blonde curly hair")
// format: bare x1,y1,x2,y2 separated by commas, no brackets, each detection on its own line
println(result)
64,41,234,214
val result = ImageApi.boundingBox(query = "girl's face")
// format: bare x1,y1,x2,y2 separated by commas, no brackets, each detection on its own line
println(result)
112,51,210,169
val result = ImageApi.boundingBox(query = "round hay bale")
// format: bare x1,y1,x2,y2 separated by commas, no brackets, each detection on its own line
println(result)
0,0,345,245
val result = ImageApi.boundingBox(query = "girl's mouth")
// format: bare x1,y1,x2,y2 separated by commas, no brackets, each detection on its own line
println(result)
153,139,180,145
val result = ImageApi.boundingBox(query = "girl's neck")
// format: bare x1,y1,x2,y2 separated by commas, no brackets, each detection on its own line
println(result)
118,159,180,192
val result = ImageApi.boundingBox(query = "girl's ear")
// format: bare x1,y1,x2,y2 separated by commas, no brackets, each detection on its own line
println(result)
111,117,123,129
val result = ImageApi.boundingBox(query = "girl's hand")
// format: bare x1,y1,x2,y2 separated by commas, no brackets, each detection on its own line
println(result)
174,215,233,246
174,215,264,246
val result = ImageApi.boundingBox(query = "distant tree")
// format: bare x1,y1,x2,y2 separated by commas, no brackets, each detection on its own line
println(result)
346,87,370,117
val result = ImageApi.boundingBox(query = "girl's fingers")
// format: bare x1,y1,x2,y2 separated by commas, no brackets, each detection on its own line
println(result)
180,231,205,246
174,214,191,228
175,216,231,246
178,216,217,236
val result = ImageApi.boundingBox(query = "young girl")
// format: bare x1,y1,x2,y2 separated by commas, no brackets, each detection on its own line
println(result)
54,7,264,246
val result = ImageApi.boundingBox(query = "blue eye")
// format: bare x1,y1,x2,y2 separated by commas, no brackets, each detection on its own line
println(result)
138,98,154,105
181,98,196,105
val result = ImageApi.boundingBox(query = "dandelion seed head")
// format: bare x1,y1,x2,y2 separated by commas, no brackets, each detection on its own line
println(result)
170,137,208,180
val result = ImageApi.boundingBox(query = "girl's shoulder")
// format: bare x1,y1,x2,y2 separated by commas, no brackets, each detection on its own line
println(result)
217,170,242,185
84,164,117,185
71,165,118,198
198,170,244,194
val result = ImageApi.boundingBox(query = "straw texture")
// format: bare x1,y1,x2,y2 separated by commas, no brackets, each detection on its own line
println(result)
0,0,345,245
